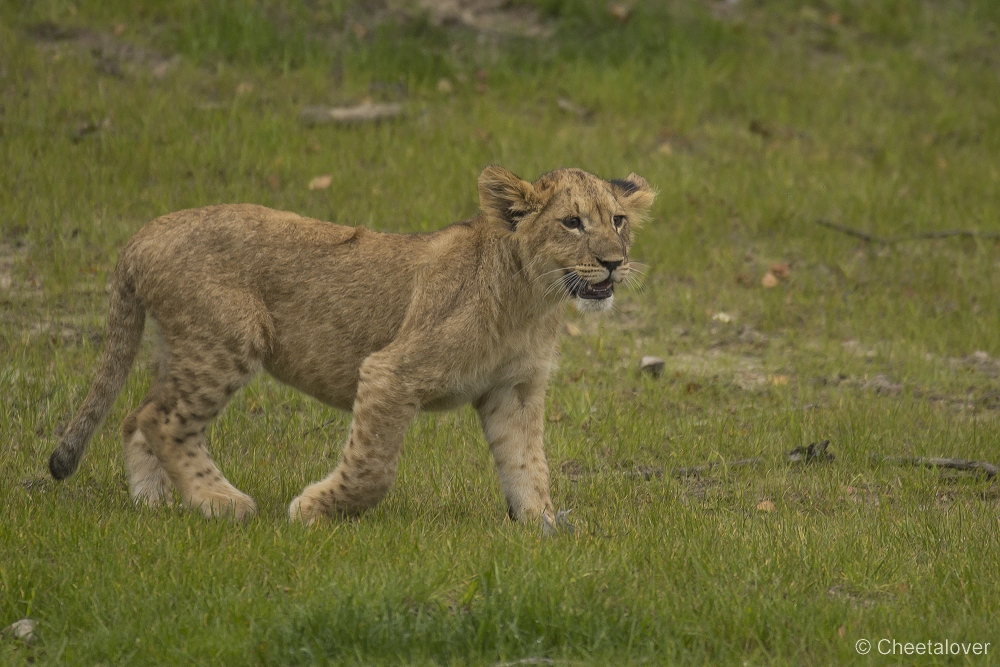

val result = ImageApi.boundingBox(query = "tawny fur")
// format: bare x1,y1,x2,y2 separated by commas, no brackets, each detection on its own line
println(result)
48,166,655,524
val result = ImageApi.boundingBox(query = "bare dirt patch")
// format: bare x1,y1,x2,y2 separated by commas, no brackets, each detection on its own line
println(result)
27,21,178,78
417,0,553,37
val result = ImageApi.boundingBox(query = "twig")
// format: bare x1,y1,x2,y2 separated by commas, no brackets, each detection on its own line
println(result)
308,417,339,434
672,457,761,478
906,229,1000,241
870,453,998,478
816,218,884,243
816,218,1000,245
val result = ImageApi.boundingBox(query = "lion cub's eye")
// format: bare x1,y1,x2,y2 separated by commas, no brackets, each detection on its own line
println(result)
562,217,583,231
613,215,626,229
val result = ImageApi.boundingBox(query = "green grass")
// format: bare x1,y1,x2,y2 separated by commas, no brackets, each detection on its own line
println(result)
3,0,1000,664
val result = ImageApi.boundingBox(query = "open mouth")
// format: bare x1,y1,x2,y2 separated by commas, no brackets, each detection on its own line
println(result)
570,277,614,300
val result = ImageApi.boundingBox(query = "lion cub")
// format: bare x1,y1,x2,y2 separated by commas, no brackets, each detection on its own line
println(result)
49,166,655,525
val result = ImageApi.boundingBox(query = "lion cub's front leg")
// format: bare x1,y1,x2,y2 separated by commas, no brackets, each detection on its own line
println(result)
289,353,418,524
475,378,557,526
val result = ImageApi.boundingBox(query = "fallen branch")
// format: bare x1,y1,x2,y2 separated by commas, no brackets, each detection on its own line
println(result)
816,218,1000,245
816,218,883,243
870,453,998,478
298,102,404,126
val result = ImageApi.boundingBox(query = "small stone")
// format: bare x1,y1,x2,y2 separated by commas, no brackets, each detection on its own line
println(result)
3,618,35,644
788,440,834,463
639,356,665,377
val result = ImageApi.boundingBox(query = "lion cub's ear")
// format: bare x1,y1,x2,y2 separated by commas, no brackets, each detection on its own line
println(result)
610,173,656,220
478,165,541,230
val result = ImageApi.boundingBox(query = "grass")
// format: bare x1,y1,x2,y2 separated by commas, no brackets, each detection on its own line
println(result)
3,0,1000,664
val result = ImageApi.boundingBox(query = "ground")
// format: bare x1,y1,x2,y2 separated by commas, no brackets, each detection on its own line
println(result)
2,0,1000,665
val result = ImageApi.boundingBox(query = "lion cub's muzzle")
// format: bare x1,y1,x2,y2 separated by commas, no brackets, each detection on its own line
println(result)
571,277,614,300
566,260,626,301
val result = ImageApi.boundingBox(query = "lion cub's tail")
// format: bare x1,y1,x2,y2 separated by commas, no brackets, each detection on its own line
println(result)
49,262,146,480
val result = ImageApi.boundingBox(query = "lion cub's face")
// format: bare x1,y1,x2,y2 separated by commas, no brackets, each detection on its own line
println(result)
478,167,656,312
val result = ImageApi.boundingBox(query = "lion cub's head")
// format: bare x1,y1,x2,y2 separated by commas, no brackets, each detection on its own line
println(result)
478,166,656,313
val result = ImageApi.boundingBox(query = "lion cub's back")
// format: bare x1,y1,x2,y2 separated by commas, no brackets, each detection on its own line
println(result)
121,203,361,336
124,204,356,274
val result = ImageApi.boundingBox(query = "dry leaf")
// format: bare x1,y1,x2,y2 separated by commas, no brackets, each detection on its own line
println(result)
565,322,581,337
756,499,776,512
351,23,369,39
658,142,673,155
308,175,332,190
607,2,634,21
712,312,733,323
770,262,790,280
548,411,564,423
112,23,125,36
761,272,779,288
436,78,454,94
771,374,790,386
838,626,846,637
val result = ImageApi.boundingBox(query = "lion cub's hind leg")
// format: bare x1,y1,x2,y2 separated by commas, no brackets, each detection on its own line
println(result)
135,342,259,520
122,402,174,507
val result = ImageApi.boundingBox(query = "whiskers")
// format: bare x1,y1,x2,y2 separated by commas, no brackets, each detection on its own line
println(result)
619,262,648,295
514,255,544,280
534,265,577,301
544,272,580,300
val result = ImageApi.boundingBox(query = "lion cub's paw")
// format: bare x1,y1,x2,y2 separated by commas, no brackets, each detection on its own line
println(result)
288,492,326,525
129,473,175,509
193,491,258,520
542,508,575,537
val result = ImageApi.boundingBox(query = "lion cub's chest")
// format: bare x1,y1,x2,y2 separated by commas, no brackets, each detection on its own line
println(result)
420,345,553,412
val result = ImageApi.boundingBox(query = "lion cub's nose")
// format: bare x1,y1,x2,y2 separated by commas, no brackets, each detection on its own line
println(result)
597,258,623,274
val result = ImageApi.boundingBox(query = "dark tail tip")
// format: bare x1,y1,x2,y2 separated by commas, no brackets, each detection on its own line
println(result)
48,447,78,480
